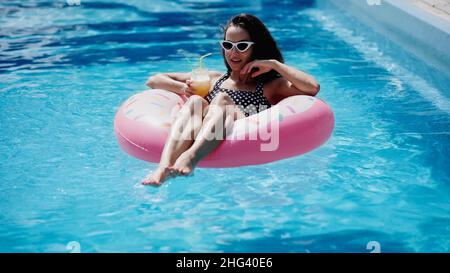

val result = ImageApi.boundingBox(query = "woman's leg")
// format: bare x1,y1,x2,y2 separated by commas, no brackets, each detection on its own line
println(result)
170,93,245,176
142,95,208,185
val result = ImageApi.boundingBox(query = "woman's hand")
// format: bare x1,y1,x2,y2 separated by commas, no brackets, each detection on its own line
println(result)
240,59,276,80
145,72,199,97
181,79,195,97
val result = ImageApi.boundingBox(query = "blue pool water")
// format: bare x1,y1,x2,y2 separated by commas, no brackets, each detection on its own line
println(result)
1,0,449,253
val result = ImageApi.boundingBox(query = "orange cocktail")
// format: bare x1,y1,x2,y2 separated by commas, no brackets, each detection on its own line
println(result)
190,68,210,97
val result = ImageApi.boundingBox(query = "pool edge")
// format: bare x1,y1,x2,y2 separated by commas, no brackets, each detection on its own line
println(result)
315,0,450,78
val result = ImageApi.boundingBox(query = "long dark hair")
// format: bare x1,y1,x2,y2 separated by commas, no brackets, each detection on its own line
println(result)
221,13,284,83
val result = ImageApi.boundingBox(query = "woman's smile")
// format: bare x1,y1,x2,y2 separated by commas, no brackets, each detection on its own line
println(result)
230,58,242,64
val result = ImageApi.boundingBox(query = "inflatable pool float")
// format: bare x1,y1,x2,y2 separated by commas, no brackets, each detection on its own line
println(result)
114,89,334,168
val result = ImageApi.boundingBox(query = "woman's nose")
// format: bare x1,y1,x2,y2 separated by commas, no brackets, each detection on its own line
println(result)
230,49,241,58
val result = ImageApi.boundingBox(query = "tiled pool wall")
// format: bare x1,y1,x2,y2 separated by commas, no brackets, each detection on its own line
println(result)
316,0,450,90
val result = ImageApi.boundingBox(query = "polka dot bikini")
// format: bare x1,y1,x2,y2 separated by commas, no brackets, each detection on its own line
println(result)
205,71,272,117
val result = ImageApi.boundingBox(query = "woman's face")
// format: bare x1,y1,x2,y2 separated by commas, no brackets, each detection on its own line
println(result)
224,25,253,72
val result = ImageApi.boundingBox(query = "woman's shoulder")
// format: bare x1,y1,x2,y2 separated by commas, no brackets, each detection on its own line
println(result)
261,76,287,104
209,71,226,85
209,70,225,78
263,76,284,92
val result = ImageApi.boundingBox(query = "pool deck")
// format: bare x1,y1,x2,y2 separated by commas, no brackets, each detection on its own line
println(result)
411,0,450,21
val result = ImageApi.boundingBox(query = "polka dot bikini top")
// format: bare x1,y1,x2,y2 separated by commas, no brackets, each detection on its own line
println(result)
205,71,272,117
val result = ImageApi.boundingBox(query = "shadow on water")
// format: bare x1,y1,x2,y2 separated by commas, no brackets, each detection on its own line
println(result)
217,229,413,253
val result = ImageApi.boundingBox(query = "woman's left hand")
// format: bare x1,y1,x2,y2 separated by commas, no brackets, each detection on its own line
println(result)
240,59,276,79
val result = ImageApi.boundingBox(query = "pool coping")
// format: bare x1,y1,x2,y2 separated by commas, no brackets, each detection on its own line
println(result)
390,0,450,34
409,0,450,25
316,0,450,77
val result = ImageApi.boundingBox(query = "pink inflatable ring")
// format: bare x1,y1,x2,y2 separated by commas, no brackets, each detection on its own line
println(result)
114,89,334,168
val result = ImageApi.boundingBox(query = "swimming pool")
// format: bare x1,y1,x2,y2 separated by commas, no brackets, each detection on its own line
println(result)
1,0,449,252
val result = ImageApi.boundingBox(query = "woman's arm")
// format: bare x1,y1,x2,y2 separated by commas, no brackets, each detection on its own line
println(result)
146,73,191,95
146,71,223,95
241,60,320,97
271,60,320,96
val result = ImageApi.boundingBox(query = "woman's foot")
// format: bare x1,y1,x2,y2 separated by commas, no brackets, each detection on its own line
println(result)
169,151,198,177
141,166,172,187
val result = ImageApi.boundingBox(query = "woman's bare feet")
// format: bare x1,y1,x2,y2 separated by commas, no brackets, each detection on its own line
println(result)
141,166,173,187
169,151,199,177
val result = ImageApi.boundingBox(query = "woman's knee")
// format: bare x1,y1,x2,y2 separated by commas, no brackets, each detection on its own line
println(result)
207,96,239,122
182,95,207,115
210,93,234,108
185,95,206,107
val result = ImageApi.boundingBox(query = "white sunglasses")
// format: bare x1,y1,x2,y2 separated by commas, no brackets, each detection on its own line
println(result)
220,40,254,53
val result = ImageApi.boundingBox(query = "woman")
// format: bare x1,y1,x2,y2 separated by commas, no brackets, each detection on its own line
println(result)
143,13,320,186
